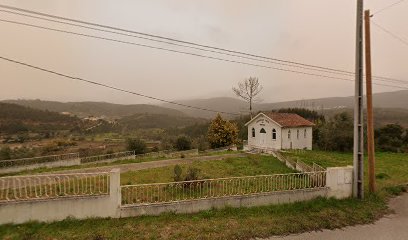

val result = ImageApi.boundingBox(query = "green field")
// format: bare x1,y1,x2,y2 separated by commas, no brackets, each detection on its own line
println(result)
0,151,235,177
120,154,295,185
283,150,408,192
0,151,406,240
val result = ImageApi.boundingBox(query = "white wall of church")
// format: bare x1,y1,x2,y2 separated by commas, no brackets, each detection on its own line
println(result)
247,117,282,150
281,127,313,150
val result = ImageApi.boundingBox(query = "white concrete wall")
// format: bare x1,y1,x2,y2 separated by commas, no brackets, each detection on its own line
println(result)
0,169,121,224
121,188,328,217
247,117,282,150
0,158,81,174
326,166,353,199
281,127,313,150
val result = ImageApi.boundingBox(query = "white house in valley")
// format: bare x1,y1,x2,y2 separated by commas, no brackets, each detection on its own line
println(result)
245,112,315,150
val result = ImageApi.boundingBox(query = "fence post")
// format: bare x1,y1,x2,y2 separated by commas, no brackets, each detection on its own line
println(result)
109,168,121,217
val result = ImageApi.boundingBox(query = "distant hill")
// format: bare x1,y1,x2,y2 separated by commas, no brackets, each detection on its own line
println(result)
118,113,208,130
3,99,185,119
258,90,408,110
0,103,80,134
163,90,408,119
163,97,249,119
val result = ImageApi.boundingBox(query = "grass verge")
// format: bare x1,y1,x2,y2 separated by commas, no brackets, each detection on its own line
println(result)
0,194,389,240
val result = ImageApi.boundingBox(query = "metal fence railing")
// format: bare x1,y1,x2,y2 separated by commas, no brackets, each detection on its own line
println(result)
0,172,110,202
0,153,80,168
296,160,314,172
121,171,327,206
81,151,135,164
313,163,326,172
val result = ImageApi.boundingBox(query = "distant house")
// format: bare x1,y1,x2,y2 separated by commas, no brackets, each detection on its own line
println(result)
245,112,314,150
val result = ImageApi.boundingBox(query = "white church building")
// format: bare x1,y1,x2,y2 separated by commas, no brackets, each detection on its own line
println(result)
245,112,314,151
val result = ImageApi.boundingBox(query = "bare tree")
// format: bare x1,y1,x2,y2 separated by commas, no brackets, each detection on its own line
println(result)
232,77,263,118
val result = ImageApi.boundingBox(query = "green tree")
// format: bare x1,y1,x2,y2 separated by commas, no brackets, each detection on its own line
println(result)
175,136,192,151
314,112,353,152
126,138,147,154
207,114,239,148
375,124,405,152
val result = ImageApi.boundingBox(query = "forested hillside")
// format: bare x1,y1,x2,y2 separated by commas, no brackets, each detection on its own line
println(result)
3,100,185,118
0,103,80,134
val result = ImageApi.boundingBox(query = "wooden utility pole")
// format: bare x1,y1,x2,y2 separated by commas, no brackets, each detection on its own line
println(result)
365,9,376,193
353,0,364,199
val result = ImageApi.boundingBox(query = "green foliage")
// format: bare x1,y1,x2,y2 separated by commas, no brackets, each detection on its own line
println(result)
314,112,354,152
184,167,200,181
175,136,192,151
375,124,406,152
0,147,11,160
207,114,239,148
173,165,183,182
126,138,147,154
192,136,210,151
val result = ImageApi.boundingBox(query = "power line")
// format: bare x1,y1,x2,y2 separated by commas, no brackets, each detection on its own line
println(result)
0,5,406,85
0,18,360,83
0,8,355,77
0,4,369,75
0,55,242,116
372,0,407,16
372,20,408,47
2,18,408,90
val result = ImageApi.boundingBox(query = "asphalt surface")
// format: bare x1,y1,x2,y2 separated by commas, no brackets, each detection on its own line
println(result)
267,192,408,240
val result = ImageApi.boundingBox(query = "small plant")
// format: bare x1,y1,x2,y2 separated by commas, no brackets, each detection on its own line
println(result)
184,167,200,181
173,165,183,182
376,173,391,180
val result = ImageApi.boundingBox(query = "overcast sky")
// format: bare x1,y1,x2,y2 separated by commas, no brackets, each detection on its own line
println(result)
0,0,407,105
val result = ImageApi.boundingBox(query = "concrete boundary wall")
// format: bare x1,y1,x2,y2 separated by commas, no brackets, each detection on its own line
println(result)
0,169,120,225
0,149,199,174
0,167,353,224
0,158,81,174
121,188,329,217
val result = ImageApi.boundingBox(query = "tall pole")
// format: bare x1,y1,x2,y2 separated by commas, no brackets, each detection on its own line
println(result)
365,10,376,193
353,0,364,199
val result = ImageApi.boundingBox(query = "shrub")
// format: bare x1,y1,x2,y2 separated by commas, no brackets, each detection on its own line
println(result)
173,165,183,182
175,136,192,151
126,138,147,154
184,167,200,181
207,114,238,148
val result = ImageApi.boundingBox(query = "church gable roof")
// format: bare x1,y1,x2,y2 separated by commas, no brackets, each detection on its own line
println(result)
246,112,315,127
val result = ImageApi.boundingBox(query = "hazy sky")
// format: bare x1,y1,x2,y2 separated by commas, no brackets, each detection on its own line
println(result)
0,0,407,105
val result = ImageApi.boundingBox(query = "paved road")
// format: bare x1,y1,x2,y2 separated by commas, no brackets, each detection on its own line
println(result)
268,192,408,240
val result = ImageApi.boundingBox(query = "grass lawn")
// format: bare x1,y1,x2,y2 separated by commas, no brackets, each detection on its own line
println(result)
120,154,295,185
282,151,408,192
0,151,236,177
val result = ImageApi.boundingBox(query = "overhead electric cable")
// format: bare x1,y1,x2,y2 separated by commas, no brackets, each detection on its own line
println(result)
372,0,407,16
0,18,360,83
1,19,407,89
0,8,355,76
0,4,365,75
372,21,408,47
0,5,406,85
0,55,242,115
